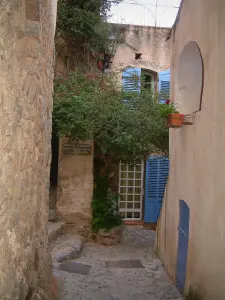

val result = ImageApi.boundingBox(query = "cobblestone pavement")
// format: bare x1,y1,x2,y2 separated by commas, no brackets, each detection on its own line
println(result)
53,227,182,300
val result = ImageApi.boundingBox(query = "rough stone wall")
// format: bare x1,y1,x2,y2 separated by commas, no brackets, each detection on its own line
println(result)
157,0,225,299
0,0,56,299
57,139,93,231
53,44,96,230
111,24,170,76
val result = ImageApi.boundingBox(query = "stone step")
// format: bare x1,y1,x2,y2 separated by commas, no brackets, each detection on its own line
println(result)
49,209,56,221
48,222,65,243
51,234,84,266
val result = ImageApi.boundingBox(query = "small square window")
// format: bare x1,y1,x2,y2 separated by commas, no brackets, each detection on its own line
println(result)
128,180,134,186
120,180,127,186
127,202,133,209
135,53,142,60
127,195,133,202
134,202,140,209
126,212,133,218
134,212,140,218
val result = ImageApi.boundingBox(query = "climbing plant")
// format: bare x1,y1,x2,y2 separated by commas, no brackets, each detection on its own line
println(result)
56,0,124,53
53,71,175,159
53,71,175,231
92,174,121,231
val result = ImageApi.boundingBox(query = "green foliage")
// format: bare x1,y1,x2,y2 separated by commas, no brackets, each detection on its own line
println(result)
56,0,123,53
53,71,173,159
92,175,122,231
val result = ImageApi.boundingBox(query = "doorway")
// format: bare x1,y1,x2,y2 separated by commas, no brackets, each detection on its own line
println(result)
119,160,144,220
49,131,59,220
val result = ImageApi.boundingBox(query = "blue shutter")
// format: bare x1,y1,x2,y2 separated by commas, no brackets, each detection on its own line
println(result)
158,69,170,104
122,67,141,92
176,200,190,293
144,156,169,223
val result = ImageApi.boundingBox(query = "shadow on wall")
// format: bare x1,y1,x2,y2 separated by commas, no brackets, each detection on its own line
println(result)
185,286,204,300
176,41,204,114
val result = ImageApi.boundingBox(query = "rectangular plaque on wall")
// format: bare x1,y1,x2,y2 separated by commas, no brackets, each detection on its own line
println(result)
63,142,92,155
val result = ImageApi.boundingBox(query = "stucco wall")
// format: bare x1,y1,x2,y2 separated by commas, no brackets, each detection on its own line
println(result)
111,24,170,76
157,0,225,299
57,139,93,229
0,0,56,299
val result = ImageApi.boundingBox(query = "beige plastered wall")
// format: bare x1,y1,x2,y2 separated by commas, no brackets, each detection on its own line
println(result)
54,47,95,228
57,139,93,228
156,0,225,299
111,24,171,80
0,0,56,299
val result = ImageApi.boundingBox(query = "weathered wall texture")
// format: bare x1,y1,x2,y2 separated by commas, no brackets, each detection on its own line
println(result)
57,139,93,229
0,0,56,299
53,41,97,229
112,24,170,75
157,1,225,299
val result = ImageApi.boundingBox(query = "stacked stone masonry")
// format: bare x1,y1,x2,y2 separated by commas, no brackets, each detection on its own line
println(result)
0,0,56,299
57,139,93,229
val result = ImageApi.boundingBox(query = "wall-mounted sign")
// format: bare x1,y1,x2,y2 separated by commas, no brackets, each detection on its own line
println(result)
63,142,92,155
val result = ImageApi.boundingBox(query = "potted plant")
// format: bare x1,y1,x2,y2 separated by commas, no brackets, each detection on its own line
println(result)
166,111,184,128
159,100,184,128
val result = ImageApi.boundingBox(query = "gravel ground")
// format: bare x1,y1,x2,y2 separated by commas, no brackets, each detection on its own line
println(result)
52,227,182,300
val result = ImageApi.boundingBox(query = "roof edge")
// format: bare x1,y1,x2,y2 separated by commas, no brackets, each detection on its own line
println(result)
109,23,171,31
166,0,185,41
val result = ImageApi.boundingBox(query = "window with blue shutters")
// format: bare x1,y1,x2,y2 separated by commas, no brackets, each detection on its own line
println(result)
158,69,170,104
122,67,141,93
160,80,170,98
122,67,141,106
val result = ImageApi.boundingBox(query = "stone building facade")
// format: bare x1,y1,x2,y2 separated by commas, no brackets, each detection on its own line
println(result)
156,0,225,299
111,24,171,225
50,24,170,230
111,24,170,78
0,0,57,299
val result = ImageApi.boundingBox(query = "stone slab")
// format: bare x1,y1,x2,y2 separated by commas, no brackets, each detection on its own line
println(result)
51,234,84,264
105,259,145,269
58,262,91,275
66,235,84,252
55,245,80,263
48,222,64,243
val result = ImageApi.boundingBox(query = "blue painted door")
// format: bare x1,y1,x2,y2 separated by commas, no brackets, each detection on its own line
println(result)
176,200,190,294
158,69,170,103
144,156,169,223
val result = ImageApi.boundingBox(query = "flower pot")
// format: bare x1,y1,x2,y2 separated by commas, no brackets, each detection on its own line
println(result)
167,113,184,128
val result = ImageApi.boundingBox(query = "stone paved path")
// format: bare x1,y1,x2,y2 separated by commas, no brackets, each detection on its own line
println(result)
53,227,182,300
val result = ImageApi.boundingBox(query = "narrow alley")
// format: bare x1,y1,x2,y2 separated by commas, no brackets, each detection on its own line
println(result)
51,227,182,300
4,0,225,299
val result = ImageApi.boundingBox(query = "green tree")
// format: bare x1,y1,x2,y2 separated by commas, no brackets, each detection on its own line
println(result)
56,0,123,53
53,71,174,159
53,71,175,231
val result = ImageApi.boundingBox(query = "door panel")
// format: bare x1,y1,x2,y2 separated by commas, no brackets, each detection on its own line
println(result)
119,161,144,220
144,156,169,223
176,200,190,294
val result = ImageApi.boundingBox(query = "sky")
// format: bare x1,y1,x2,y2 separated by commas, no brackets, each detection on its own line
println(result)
109,0,182,28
